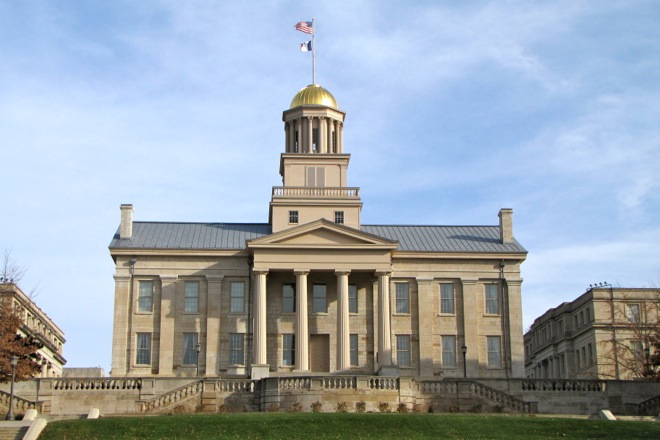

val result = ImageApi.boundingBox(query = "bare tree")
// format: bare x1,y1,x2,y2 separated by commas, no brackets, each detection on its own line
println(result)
1,249,40,299
597,292,660,380
1,249,26,285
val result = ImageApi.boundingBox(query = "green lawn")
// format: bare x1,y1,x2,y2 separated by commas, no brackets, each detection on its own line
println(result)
39,413,660,440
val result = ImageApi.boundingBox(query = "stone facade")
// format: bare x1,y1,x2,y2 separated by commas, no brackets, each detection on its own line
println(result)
0,282,66,377
524,287,659,380
108,84,528,380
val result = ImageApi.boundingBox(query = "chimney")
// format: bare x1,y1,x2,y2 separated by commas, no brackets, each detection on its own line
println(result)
499,208,513,244
120,204,133,239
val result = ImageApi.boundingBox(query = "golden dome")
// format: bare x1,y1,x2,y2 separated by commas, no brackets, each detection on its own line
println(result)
290,84,338,109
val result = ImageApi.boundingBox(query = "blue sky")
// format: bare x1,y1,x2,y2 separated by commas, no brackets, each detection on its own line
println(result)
1,1,659,370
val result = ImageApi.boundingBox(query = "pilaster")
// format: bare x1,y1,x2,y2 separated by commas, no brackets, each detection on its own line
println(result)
205,275,224,376
506,278,525,377
158,275,178,375
416,277,435,377
111,275,131,376
461,278,479,377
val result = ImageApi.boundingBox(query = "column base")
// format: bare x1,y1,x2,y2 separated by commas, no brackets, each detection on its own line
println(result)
378,366,399,377
250,364,270,380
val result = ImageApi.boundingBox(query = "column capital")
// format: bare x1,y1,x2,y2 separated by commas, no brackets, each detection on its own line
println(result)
335,269,351,276
205,275,225,283
461,278,479,286
253,269,269,276
113,275,131,282
375,271,391,277
293,270,309,276
504,278,524,287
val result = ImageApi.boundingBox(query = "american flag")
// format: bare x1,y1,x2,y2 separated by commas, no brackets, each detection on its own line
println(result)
294,21,313,34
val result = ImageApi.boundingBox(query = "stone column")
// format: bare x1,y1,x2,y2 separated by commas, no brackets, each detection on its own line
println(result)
336,270,351,371
295,271,309,371
319,117,327,153
159,275,178,375
205,275,224,376
416,277,434,377
506,279,525,377
111,275,131,376
461,279,479,377
377,272,392,368
307,117,313,153
337,122,343,153
297,118,304,153
253,271,268,365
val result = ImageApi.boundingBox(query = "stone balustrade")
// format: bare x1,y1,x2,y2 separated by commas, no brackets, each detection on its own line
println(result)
53,378,142,391
272,187,360,198
0,390,36,414
521,379,606,392
469,382,534,413
217,379,255,393
625,394,660,416
419,380,457,394
322,376,356,390
279,377,311,390
369,377,399,390
139,381,203,413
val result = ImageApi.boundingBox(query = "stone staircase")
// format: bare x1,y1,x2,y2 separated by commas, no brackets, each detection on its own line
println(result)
0,426,28,440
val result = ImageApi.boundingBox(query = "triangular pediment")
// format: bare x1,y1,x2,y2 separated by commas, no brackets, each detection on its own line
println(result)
247,219,397,249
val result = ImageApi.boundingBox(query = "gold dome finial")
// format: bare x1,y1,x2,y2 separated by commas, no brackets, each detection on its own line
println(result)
290,84,338,109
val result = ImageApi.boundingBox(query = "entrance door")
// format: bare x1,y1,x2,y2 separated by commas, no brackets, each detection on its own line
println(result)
309,334,330,372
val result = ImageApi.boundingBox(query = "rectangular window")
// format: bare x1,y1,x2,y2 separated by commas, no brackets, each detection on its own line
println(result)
575,349,581,369
282,284,295,313
138,280,153,313
588,343,594,365
396,335,411,367
312,128,319,152
627,304,641,323
631,340,643,360
440,283,454,314
283,334,295,366
136,333,151,365
230,333,245,365
442,335,456,368
183,333,198,365
312,284,327,313
289,210,299,224
184,281,199,313
485,284,499,315
350,334,358,366
334,211,344,224
487,336,501,368
348,284,358,314
230,282,245,313
395,283,410,314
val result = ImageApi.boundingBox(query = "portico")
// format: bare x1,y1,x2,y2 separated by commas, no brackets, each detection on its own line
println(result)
247,219,398,377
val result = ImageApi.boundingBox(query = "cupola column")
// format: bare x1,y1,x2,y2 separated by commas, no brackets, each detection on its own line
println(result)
319,116,327,153
337,122,344,153
298,117,304,152
307,117,313,153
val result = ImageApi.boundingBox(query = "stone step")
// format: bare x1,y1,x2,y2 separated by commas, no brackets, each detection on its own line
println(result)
0,427,28,440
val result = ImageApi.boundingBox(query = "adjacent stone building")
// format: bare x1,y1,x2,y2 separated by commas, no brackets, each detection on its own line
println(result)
0,282,66,377
109,84,528,379
524,286,659,380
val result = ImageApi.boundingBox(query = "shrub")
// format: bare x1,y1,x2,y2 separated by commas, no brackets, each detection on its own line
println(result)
396,403,408,414
493,405,504,414
268,404,280,413
217,404,229,413
378,402,391,413
311,401,323,413
290,402,303,413
172,405,187,414
448,405,460,413
336,401,349,413
355,401,367,413
469,404,483,413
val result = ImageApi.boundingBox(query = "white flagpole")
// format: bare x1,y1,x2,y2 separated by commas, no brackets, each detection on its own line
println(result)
311,18,316,84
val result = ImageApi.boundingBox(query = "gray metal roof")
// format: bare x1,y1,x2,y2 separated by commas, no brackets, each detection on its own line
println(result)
110,222,272,250
110,222,526,254
361,225,526,253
